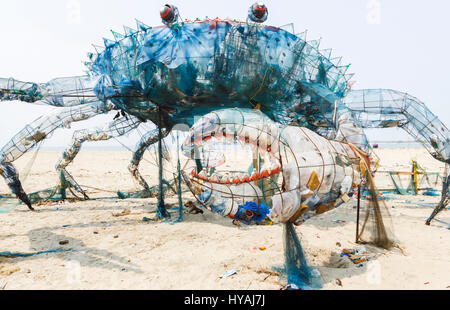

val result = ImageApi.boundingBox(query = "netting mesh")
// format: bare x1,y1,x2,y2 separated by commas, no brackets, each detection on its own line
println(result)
358,168,395,249
283,222,321,290
0,197,19,214
388,161,441,195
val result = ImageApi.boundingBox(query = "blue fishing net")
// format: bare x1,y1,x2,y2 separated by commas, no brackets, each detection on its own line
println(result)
0,198,19,214
282,222,322,290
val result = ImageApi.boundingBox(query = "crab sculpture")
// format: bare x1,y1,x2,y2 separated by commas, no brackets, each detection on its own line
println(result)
0,2,448,226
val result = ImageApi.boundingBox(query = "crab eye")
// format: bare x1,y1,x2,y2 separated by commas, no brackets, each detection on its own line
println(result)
160,4,178,25
253,2,267,19
249,2,268,23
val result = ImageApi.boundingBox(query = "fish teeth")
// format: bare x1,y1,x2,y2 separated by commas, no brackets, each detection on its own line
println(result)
199,169,207,178
250,169,260,181
209,173,219,182
220,174,231,184
232,173,241,184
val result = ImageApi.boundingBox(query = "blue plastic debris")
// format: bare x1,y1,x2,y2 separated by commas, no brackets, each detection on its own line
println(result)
220,269,237,279
422,190,440,197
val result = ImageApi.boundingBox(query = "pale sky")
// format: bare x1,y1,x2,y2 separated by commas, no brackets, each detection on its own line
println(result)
0,0,449,148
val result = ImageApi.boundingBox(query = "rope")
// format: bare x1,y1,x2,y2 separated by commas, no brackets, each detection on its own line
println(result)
78,185,119,194
0,248,74,258
249,66,273,109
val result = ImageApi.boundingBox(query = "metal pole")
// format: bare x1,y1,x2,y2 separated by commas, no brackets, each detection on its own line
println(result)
356,185,361,243
176,131,183,221
156,107,169,219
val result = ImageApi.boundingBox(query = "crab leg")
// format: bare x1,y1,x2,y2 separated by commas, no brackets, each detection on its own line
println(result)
0,76,99,107
128,127,170,193
343,89,450,224
426,164,449,225
344,89,450,162
55,115,142,197
0,100,113,209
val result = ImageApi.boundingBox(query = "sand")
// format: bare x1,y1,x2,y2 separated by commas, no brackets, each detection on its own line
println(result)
0,148,449,290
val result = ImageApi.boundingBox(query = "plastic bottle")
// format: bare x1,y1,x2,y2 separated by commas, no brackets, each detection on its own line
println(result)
303,193,320,209
340,176,353,195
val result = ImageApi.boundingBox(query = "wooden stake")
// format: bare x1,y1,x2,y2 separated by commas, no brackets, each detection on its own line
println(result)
412,161,418,194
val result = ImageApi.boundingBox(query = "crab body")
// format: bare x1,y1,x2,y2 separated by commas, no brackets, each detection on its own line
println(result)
89,20,351,131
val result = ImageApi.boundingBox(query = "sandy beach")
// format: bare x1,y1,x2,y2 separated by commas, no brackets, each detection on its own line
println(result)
0,147,448,290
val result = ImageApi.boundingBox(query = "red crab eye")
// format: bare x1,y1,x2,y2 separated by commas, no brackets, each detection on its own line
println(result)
252,2,267,19
160,4,175,23
160,6,170,18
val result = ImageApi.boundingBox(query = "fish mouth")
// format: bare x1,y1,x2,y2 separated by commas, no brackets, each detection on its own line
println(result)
182,112,282,185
